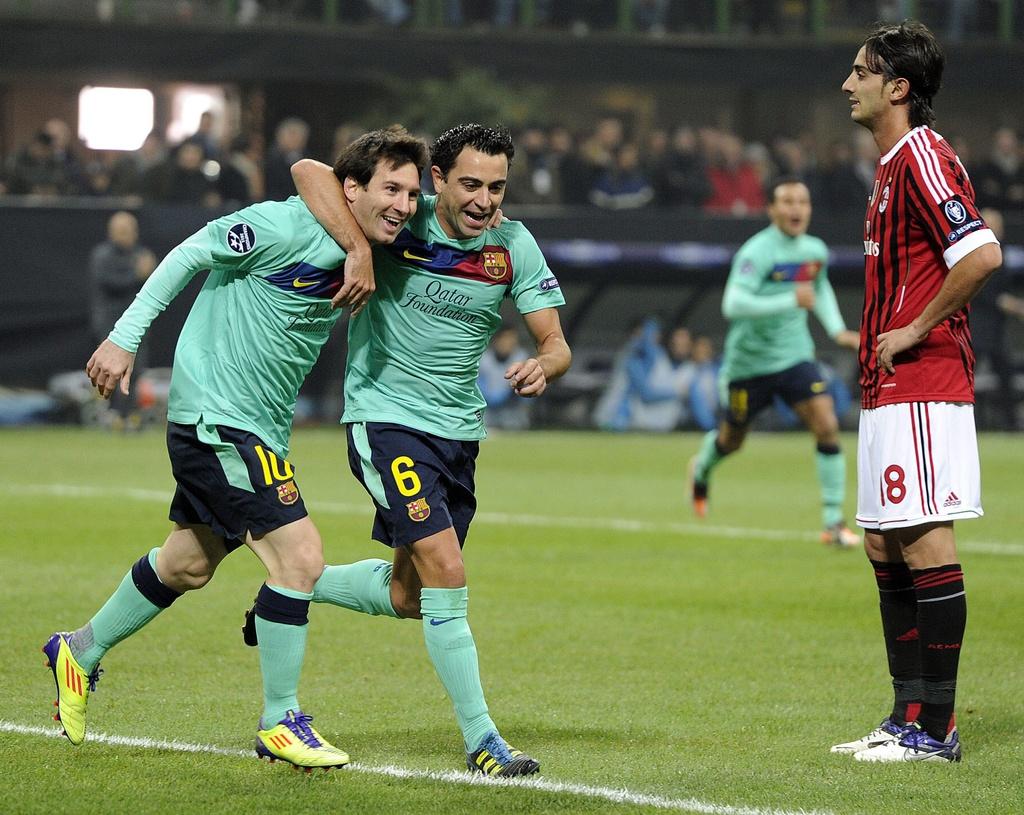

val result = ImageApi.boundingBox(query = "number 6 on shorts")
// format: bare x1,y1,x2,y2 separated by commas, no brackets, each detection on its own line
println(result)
391,456,422,497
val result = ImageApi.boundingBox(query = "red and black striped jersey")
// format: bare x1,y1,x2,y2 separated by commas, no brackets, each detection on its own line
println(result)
859,126,998,408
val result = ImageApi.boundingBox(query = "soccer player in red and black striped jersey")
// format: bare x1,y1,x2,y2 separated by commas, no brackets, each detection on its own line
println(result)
830,21,1002,763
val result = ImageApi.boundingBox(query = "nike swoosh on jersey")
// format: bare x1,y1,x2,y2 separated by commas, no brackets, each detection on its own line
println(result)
292,278,317,288
403,249,433,262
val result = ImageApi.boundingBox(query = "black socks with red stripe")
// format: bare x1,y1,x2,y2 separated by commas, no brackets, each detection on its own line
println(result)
912,563,966,740
871,559,922,725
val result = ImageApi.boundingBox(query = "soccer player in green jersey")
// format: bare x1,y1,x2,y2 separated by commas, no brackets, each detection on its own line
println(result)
42,127,428,769
251,124,571,776
688,178,862,547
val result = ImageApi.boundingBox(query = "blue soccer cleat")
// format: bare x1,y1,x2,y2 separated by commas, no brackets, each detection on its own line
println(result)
42,632,102,746
467,731,540,777
854,723,962,763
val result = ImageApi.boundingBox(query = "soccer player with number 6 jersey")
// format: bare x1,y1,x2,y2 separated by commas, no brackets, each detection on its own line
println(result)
250,124,571,777
42,127,429,770
830,22,1002,763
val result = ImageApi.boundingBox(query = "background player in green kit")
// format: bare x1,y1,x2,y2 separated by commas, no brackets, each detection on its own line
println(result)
268,124,571,777
42,127,428,769
688,178,862,547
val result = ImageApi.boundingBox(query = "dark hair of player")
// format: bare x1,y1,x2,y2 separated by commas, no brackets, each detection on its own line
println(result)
862,20,945,128
430,124,515,179
333,125,429,187
769,176,810,203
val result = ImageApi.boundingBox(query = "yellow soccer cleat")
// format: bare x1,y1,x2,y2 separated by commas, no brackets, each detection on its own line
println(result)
42,632,101,746
255,710,350,771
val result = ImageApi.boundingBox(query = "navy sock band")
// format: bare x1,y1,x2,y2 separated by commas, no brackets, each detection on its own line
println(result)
255,583,310,626
816,442,841,456
131,554,181,609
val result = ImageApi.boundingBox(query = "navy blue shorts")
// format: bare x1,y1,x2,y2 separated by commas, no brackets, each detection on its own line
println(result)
724,361,829,427
346,422,479,549
166,421,308,551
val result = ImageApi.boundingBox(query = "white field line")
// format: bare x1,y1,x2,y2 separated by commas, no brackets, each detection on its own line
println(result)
0,720,832,815
7,482,1023,557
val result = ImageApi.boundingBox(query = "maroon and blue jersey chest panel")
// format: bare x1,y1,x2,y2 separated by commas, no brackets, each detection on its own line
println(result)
385,231,513,286
263,261,344,299
769,260,822,283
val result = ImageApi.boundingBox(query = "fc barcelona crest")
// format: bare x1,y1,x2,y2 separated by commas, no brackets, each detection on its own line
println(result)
406,498,431,522
276,480,299,505
482,251,508,280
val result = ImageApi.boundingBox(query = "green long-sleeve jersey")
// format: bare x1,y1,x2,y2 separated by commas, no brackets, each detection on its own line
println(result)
109,197,346,457
720,224,847,383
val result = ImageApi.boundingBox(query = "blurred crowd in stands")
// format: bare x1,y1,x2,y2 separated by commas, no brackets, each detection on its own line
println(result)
34,0,1017,42
479,316,856,433
4,113,1024,217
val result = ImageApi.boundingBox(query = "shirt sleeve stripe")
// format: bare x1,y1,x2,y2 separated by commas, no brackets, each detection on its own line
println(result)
909,130,954,203
920,129,956,200
907,135,942,204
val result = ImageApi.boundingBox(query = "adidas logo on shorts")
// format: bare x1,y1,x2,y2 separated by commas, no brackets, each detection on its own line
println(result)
943,491,961,508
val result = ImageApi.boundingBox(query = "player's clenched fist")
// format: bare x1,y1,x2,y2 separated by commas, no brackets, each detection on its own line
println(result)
86,339,135,399
505,358,546,397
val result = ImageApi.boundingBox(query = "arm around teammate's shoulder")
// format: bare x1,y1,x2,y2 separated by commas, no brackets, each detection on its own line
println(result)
291,158,375,312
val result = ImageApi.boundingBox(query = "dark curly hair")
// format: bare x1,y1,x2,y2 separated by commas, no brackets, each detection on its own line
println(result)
333,125,428,186
430,124,515,179
863,20,945,128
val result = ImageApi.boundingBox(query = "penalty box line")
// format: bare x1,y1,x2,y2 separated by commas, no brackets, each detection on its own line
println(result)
1,720,832,815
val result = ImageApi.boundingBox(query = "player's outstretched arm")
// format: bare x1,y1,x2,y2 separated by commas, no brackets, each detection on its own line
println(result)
87,230,214,398
876,241,1002,373
811,278,859,349
834,330,860,350
506,308,571,398
86,339,135,398
291,158,374,313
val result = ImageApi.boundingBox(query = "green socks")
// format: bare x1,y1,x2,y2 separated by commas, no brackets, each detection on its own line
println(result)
70,548,179,673
313,568,495,750
693,429,726,483
816,443,847,528
420,586,495,752
312,559,399,618
255,584,312,727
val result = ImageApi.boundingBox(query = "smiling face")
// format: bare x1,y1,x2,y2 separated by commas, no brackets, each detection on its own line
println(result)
768,181,812,238
344,159,421,245
431,146,508,240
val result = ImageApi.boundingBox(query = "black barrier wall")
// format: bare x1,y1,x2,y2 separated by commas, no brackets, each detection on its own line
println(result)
2,202,1022,433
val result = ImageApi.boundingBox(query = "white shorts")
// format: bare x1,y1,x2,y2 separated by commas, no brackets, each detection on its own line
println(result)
856,402,982,531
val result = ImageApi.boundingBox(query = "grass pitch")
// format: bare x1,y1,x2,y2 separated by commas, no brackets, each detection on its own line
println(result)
1,427,1021,814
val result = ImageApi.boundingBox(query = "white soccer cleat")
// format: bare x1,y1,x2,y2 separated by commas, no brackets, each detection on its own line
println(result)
854,724,962,763
830,717,905,754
